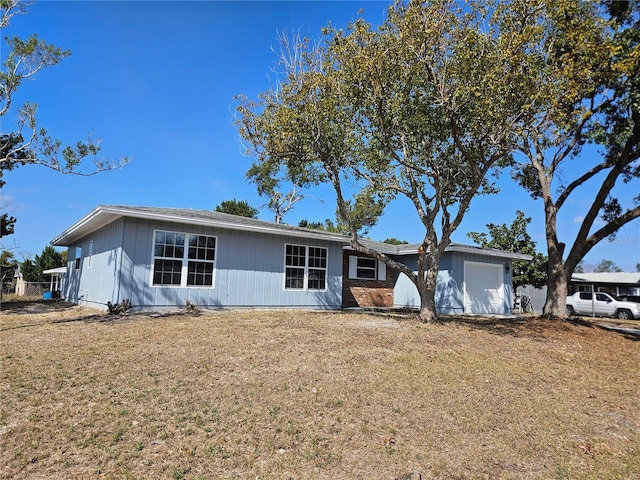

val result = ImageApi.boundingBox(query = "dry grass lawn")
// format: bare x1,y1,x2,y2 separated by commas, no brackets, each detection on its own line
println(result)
1,301,638,479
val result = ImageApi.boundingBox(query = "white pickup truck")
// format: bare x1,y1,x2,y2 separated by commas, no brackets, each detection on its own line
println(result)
566,291,640,320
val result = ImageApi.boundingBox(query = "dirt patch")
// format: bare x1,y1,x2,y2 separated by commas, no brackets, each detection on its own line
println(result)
0,301,105,331
1,299,75,314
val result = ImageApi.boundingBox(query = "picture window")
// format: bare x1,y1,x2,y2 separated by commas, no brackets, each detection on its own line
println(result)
152,230,216,287
284,244,327,290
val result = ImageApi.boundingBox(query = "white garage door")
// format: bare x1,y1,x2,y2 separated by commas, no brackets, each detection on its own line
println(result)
464,262,504,314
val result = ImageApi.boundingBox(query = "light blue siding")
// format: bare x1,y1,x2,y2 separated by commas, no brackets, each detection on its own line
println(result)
393,251,515,314
66,217,344,311
65,217,125,308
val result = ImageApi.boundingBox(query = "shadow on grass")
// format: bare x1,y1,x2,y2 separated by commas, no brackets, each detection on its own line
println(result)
434,315,559,340
435,313,640,341
4,300,638,342
1,299,76,314
0,300,201,332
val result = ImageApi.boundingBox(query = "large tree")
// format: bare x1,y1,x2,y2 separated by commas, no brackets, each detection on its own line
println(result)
214,199,259,218
237,1,528,321
0,211,15,237
1,0,128,176
298,218,350,235
0,133,27,236
594,259,623,273
468,210,548,290
246,158,304,224
497,0,639,316
19,244,63,282
1,249,18,297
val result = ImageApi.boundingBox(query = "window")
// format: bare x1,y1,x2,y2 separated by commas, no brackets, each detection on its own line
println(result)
348,255,386,281
74,246,82,270
357,257,377,279
285,244,306,289
284,244,327,290
307,247,327,290
187,235,216,286
152,230,216,287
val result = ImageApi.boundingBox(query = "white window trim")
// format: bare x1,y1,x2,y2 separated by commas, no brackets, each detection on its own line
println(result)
348,255,386,281
88,240,93,268
150,229,217,289
283,243,328,291
74,246,82,270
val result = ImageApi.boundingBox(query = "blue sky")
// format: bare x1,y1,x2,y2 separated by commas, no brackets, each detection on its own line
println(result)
1,0,638,272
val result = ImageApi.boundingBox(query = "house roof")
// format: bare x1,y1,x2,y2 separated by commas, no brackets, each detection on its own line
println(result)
571,272,640,285
51,204,533,262
50,205,353,246
349,238,533,261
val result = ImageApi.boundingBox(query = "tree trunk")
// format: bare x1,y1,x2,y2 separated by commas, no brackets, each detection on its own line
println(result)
416,262,439,322
418,296,438,322
543,225,569,317
541,178,570,318
544,267,569,318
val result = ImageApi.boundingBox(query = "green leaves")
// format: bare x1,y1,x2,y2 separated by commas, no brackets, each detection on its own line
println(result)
214,200,259,219
468,210,548,289
1,1,128,175
19,245,64,283
497,0,639,314
237,0,536,318
1,34,70,116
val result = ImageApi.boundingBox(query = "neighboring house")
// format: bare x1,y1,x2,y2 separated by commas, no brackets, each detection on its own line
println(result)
569,272,640,299
517,272,640,315
51,205,531,314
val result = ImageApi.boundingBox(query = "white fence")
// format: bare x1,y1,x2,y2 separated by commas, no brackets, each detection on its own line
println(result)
516,285,547,314
14,281,51,297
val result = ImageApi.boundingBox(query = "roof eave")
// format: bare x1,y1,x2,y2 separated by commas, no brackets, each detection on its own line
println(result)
42,267,67,275
395,244,533,261
344,241,533,261
445,244,534,261
51,205,351,246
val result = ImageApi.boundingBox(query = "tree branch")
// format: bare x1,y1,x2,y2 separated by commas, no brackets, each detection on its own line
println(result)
555,161,610,210
572,205,640,262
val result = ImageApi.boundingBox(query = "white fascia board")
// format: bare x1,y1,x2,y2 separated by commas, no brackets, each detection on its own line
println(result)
572,273,640,284
344,241,533,261
446,244,534,261
50,205,110,246
42,267,67,275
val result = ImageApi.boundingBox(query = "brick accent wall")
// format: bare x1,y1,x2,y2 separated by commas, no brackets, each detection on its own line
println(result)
341,253,398,307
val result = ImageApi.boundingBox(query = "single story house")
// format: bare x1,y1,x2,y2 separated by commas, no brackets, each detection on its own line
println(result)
569,272,640,300
51,205,531,314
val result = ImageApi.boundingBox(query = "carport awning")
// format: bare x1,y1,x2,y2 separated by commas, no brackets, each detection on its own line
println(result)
43,267,67,275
